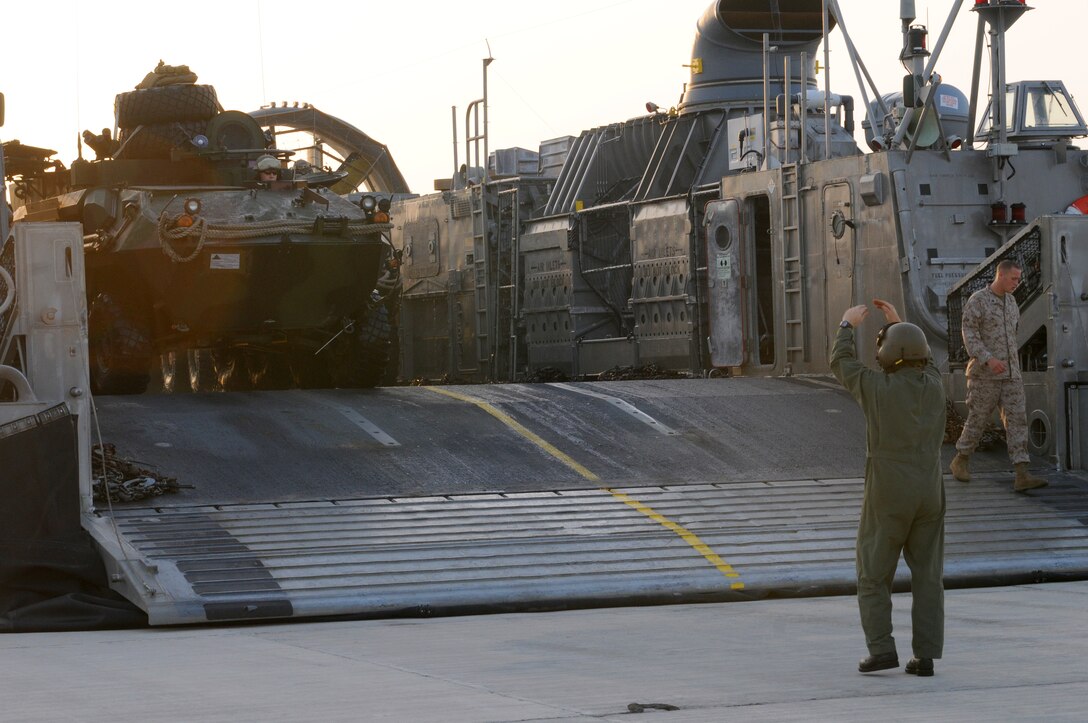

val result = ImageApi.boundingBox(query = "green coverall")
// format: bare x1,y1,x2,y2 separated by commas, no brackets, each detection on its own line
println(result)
830,325,946,659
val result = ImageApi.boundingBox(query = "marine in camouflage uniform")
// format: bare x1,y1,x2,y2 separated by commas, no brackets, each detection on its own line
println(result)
951,260,1046,491
832,300,946,677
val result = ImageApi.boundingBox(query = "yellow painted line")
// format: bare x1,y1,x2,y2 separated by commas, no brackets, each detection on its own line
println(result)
606,489,744,589
424,385,744,589
426,386,599,480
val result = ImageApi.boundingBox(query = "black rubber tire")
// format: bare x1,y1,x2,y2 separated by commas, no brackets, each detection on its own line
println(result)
187,348,219,392
348,302,392,389
214,349,251,392
246,351,292,390
115,84,220,128
159,349,191,393
116,120,207,160
290,349,331,389
89,293,152,396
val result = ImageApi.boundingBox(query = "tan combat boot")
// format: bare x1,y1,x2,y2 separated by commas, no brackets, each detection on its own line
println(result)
950,453,971,482
1013,463,1048,492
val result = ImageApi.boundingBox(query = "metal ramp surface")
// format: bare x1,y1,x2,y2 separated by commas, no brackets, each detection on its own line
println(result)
85,474,1088,626
84,380,1088,625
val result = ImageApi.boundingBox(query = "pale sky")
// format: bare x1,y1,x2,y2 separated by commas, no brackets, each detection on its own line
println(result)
2,0,1084,193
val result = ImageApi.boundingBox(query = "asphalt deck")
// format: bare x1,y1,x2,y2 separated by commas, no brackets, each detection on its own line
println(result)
3,580,1085,722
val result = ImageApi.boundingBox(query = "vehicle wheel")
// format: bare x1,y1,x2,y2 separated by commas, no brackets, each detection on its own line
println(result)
116,120,208,160
89,293,152,395
187,348,219,392
246,351,292,390
290,350,331,389
114,84,220,128
160,349,192,393
214,349,251,392
347,301,391,389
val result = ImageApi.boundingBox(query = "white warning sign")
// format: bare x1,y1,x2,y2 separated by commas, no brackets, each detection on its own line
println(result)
716,255,732,279
210,253,241,270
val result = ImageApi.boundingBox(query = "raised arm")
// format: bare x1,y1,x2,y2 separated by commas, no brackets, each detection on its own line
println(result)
873,298,901,324
831,305,872,402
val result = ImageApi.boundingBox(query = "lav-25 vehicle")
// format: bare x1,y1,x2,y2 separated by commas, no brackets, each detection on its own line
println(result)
8,65,409,394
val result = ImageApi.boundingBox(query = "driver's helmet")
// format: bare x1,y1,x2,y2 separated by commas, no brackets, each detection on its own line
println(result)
256,155,280,172
876,322,930,372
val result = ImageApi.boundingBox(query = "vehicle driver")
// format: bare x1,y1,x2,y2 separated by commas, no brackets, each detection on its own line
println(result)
255,155,281,184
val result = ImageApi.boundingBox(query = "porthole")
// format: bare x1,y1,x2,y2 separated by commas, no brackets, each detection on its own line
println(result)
714,225,731,251
1027,411,1051,456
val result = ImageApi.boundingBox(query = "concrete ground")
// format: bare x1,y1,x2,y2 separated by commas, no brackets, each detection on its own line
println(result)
2,581,1085,722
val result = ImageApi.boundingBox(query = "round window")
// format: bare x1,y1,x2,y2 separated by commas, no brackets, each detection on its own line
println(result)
714,225,732,251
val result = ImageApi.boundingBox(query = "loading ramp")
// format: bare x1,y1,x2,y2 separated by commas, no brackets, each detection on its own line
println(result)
85,380,1088,625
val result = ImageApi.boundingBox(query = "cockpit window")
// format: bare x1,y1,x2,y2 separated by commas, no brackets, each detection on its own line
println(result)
1004,88,1017,131
1022,82,1081,130
976,80,1087,141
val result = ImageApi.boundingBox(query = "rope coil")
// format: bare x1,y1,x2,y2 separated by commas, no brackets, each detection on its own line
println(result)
156,212,393,263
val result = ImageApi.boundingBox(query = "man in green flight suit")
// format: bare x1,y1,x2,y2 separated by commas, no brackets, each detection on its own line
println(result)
831,299,946,677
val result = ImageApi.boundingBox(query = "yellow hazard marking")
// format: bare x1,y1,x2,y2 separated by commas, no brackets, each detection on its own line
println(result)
424,386,744,588
605,490,744,588
426,386,599,480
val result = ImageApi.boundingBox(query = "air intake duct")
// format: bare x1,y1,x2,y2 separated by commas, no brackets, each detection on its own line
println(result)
679,0,835,114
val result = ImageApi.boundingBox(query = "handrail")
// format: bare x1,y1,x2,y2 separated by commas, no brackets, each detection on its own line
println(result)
0,265,14,316
0,364,36,402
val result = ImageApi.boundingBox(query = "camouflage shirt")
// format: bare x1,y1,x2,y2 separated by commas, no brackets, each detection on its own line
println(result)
961,286,1020,381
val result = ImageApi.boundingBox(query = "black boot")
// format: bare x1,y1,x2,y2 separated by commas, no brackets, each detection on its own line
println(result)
905,657,934,676
858,651,899,673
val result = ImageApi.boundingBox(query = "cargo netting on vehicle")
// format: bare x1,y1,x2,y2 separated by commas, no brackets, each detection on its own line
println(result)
946,225,1043,364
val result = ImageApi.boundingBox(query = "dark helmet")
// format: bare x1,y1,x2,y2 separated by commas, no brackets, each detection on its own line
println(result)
876,322,930,371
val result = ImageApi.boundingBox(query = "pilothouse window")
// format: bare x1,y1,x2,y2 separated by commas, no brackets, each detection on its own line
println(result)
977,80,1088,141
1022,83,1081,130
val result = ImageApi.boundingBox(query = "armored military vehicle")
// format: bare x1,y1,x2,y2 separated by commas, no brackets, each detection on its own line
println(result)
9,66,408,394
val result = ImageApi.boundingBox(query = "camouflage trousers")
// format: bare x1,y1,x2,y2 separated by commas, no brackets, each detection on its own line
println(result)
956,378,1030,464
